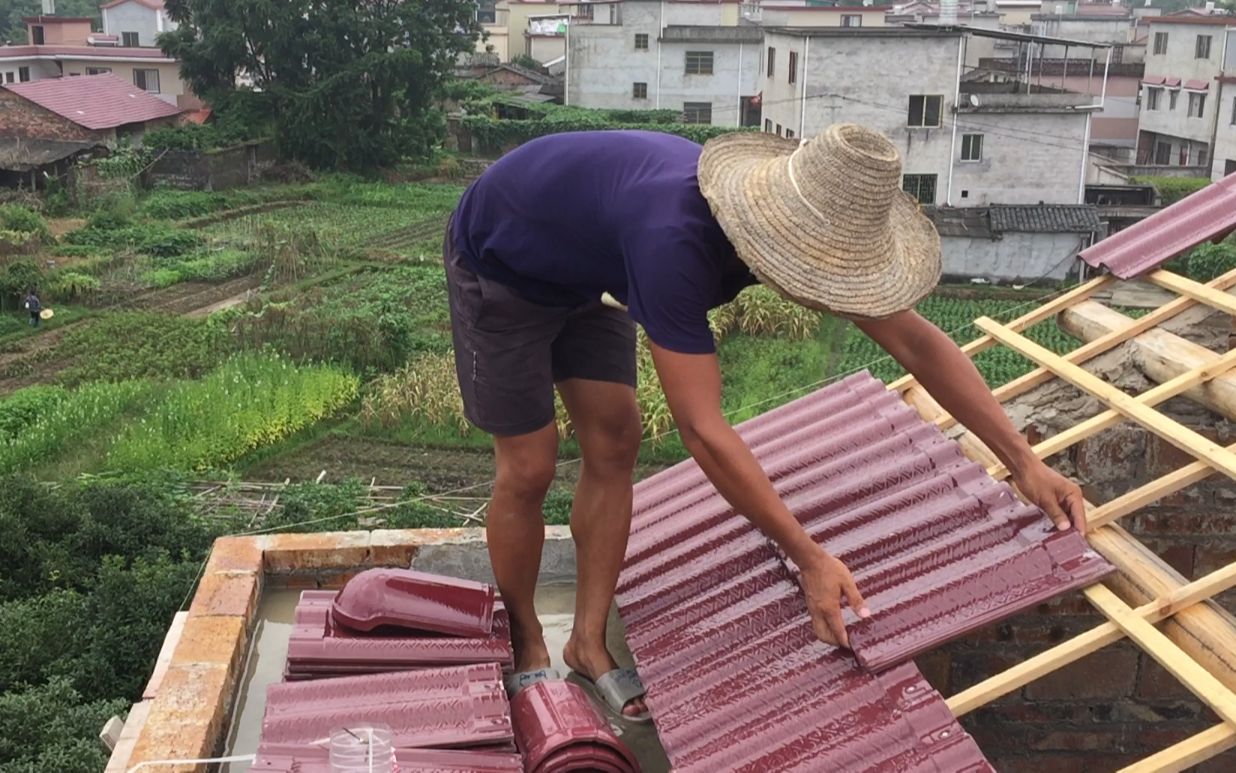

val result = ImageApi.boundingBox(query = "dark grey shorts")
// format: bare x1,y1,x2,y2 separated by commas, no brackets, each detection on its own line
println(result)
444,228,637,437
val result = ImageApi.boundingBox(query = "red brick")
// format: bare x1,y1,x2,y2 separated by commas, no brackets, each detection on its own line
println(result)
263,531,370,573
1024,647,1139,701
1138,538,1196,578
1137,655,1202,701
1195,545,1236,578
187,571,260,619
203,536,265,574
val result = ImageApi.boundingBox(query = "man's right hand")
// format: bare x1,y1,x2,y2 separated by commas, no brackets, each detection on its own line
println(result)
798,551,870,649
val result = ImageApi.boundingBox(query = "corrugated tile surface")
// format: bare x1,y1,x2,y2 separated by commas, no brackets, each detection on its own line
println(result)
1080,174,1236,278
260,665,514,749
617,371,1112,771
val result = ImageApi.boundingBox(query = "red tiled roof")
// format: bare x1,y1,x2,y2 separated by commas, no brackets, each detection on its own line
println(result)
1080,175,1236,279
3,73,180,130
0,45,172,60
252,745,524,772
511,681,639,772
617,371,1112,769
331,568,496,636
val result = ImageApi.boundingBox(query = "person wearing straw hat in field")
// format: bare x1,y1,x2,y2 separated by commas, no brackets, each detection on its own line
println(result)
444,124,1086,721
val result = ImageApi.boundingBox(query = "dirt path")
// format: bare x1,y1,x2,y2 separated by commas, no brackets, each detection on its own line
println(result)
364,215,449,260
134,275,263,315
182,200,307,229
245,435,672,491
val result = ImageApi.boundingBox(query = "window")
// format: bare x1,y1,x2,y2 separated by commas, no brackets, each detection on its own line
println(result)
683,101,712,124
17,67,28,82
776,123,782,135
961,133,983,162
1196,35,1212,59
31,25,44,45
2,73,11,84
1145,87,1161,110
841,14,862,27
86,67,111,76
1188,91,1206,118
764,118,773,132
122,31,139,47
907,94,943,127
788,51,797,85
1154,142,1171,165
902,174,937,204
785,128,795,139
477,0,496,24
1231,96,1236,125
685,51,713,75
1153,32,1167,55
632,82,647,99
1198,148,1208,165
1169,89,1179,110
767,47,775,78
634,33,648,50
133,68,160,93
1226,159,1236,177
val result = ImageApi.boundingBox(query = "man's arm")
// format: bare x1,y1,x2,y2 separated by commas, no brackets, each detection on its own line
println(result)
854,311,1087,533
650,342,871,647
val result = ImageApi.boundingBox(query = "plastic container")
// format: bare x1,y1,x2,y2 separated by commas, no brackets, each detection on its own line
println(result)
329,724,394,773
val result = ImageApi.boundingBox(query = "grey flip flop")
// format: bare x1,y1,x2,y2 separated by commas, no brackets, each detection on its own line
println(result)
504,666,562,698
572,667,653,724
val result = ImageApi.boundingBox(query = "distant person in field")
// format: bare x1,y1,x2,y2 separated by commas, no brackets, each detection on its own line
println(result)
443,125,1086,722
24,288,40,328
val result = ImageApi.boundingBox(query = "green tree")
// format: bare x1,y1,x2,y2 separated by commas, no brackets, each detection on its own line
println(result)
160,0,482,171
0,0,99,46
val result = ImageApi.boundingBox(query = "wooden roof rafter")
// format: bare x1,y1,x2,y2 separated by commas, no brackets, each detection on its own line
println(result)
895,266,1236,772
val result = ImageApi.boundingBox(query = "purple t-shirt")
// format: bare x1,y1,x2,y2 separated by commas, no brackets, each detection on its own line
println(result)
450,130,756,354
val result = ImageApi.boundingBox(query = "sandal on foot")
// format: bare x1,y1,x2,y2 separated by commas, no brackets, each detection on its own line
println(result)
504,667,562,698
571,667,653,724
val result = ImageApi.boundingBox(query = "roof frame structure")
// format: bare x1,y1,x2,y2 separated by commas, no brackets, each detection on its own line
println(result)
894,266,1236,772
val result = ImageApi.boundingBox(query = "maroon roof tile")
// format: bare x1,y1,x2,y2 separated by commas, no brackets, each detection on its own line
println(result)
331,568,495,636
0,45,173,59
260,666,515,750
285,592,513,676
1079,174,1236,278
510,681,638,773
2,73,180,130
617,371,1112,770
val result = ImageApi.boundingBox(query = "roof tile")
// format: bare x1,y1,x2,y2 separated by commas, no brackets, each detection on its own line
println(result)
617,371,1112,770
3,73,179,130
988,204,1103,233
1080,174,1236,278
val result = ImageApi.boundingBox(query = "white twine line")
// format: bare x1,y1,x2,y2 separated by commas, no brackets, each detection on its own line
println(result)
127,754,255,772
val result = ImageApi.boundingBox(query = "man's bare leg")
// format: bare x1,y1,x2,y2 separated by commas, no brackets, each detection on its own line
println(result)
556,378,647,716
488,423,559,674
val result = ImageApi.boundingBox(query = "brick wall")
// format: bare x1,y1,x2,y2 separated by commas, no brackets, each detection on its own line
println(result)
0,90,108,143
917,423,1236,772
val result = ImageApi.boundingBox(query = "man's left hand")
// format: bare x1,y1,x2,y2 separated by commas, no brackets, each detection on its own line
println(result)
1011,461,1087,534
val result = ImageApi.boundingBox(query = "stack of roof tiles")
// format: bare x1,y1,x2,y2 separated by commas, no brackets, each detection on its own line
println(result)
256,570,637,772
283,590,513,681
617,371,1113,771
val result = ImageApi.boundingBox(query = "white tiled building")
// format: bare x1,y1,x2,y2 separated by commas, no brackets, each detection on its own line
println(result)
99,0,177,48
1135,16,1235,176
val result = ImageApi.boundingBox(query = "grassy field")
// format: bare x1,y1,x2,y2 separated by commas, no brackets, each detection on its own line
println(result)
0,177,1098,503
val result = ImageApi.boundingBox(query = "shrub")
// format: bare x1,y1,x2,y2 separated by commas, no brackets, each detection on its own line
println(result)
0,381,152,474
1131,175,1211,205
105,353,359,471
1184,242,1236,282
0,386,67,440
0,205,51,242
361,352,469,434
0,678,125,772
142,248,259,287
44,271,100,302
65,222,202,257
138,190,230,220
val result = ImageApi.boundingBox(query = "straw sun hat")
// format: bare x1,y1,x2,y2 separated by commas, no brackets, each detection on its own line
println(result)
697,123,941,319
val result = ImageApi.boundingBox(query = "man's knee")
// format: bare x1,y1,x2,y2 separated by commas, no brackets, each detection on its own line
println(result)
586,412,642,474
495,452,557,504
